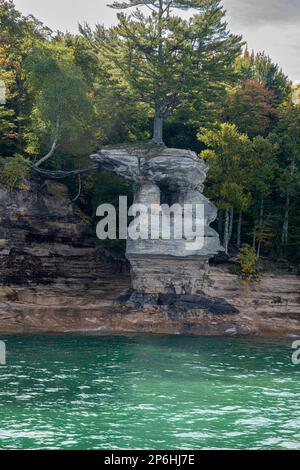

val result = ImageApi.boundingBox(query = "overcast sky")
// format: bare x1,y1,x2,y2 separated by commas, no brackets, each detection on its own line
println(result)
13,0,300,82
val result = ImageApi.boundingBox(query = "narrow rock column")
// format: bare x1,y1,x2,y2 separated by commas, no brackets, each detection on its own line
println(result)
133,181,161,206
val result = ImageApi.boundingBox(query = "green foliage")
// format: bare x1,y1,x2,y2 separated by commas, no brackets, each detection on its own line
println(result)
0,0,299,263
0,0,51,156
91,171,133,217
250,135,277,195
0,154,30,191
85,0,243,141
199,123,252,211
198,122,285,256
253,220,276,251
25,42,96,160
235,244,260,283
91,171,133,251
235,50,292,103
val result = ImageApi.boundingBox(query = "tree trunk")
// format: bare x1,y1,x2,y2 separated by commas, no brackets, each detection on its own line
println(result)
35,117,60,167
281,146,296,250
223,208,230,255
151,2,164,145
152,107,164,145
35,137,58,167
252,225,256,251
72,175,82,202
281,151,295,250
237,212,242,249
259,194,264,224
229,206,234,243
16,73,25,150
218,209,223,239
257,240,261,259
281,193,290,247
255,194,265,258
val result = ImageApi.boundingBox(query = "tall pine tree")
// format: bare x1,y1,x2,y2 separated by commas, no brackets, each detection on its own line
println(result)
95,0,243,144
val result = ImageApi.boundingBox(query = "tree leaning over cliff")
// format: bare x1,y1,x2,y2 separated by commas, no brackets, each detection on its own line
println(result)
25,42,96,167
94,0,243,144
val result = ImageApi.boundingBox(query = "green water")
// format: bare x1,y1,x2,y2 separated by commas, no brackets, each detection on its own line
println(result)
0,334,300,450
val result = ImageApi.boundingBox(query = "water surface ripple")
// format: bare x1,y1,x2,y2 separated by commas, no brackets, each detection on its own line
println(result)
0,335,299,450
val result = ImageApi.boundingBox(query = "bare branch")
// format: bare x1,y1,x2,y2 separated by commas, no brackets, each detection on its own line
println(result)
30,164,100,180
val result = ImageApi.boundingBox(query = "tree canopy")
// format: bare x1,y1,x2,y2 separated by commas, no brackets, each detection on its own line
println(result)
0,0,299,264
91,0,243,143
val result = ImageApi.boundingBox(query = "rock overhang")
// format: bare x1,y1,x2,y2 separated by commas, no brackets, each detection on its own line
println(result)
91,144,207,192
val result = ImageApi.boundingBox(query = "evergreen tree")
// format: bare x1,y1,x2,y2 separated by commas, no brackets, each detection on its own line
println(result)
93,0,243,144
253,52,291,103
236,49,291,103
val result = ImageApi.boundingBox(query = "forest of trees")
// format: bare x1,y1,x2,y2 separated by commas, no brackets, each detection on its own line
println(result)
0,0,300,265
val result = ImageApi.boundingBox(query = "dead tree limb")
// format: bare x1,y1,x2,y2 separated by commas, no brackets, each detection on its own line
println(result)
30,163,100,179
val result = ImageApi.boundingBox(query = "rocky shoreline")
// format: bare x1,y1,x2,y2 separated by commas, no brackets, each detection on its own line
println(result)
0,266,299,337
0,180,299,337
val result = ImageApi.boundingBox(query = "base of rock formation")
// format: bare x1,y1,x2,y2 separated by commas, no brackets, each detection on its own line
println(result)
128,255,211,295
118,290,239,315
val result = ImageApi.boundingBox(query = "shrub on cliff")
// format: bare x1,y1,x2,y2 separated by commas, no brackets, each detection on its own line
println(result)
0,154,30,191
235,244,260,283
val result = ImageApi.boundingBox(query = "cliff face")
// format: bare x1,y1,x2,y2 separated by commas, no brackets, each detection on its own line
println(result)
201,266,300,336
0,179,127,286
0,266,299,336
0,179,299,336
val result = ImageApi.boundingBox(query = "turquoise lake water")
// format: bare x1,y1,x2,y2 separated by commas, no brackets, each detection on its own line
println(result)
0,334,300,450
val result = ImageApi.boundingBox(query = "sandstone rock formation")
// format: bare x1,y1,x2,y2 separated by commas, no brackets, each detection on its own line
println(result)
91,144,224,298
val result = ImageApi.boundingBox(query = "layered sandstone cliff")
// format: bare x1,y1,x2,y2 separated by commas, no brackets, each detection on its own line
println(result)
0,176,299,336
0,178,127,286
0,265,299,336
